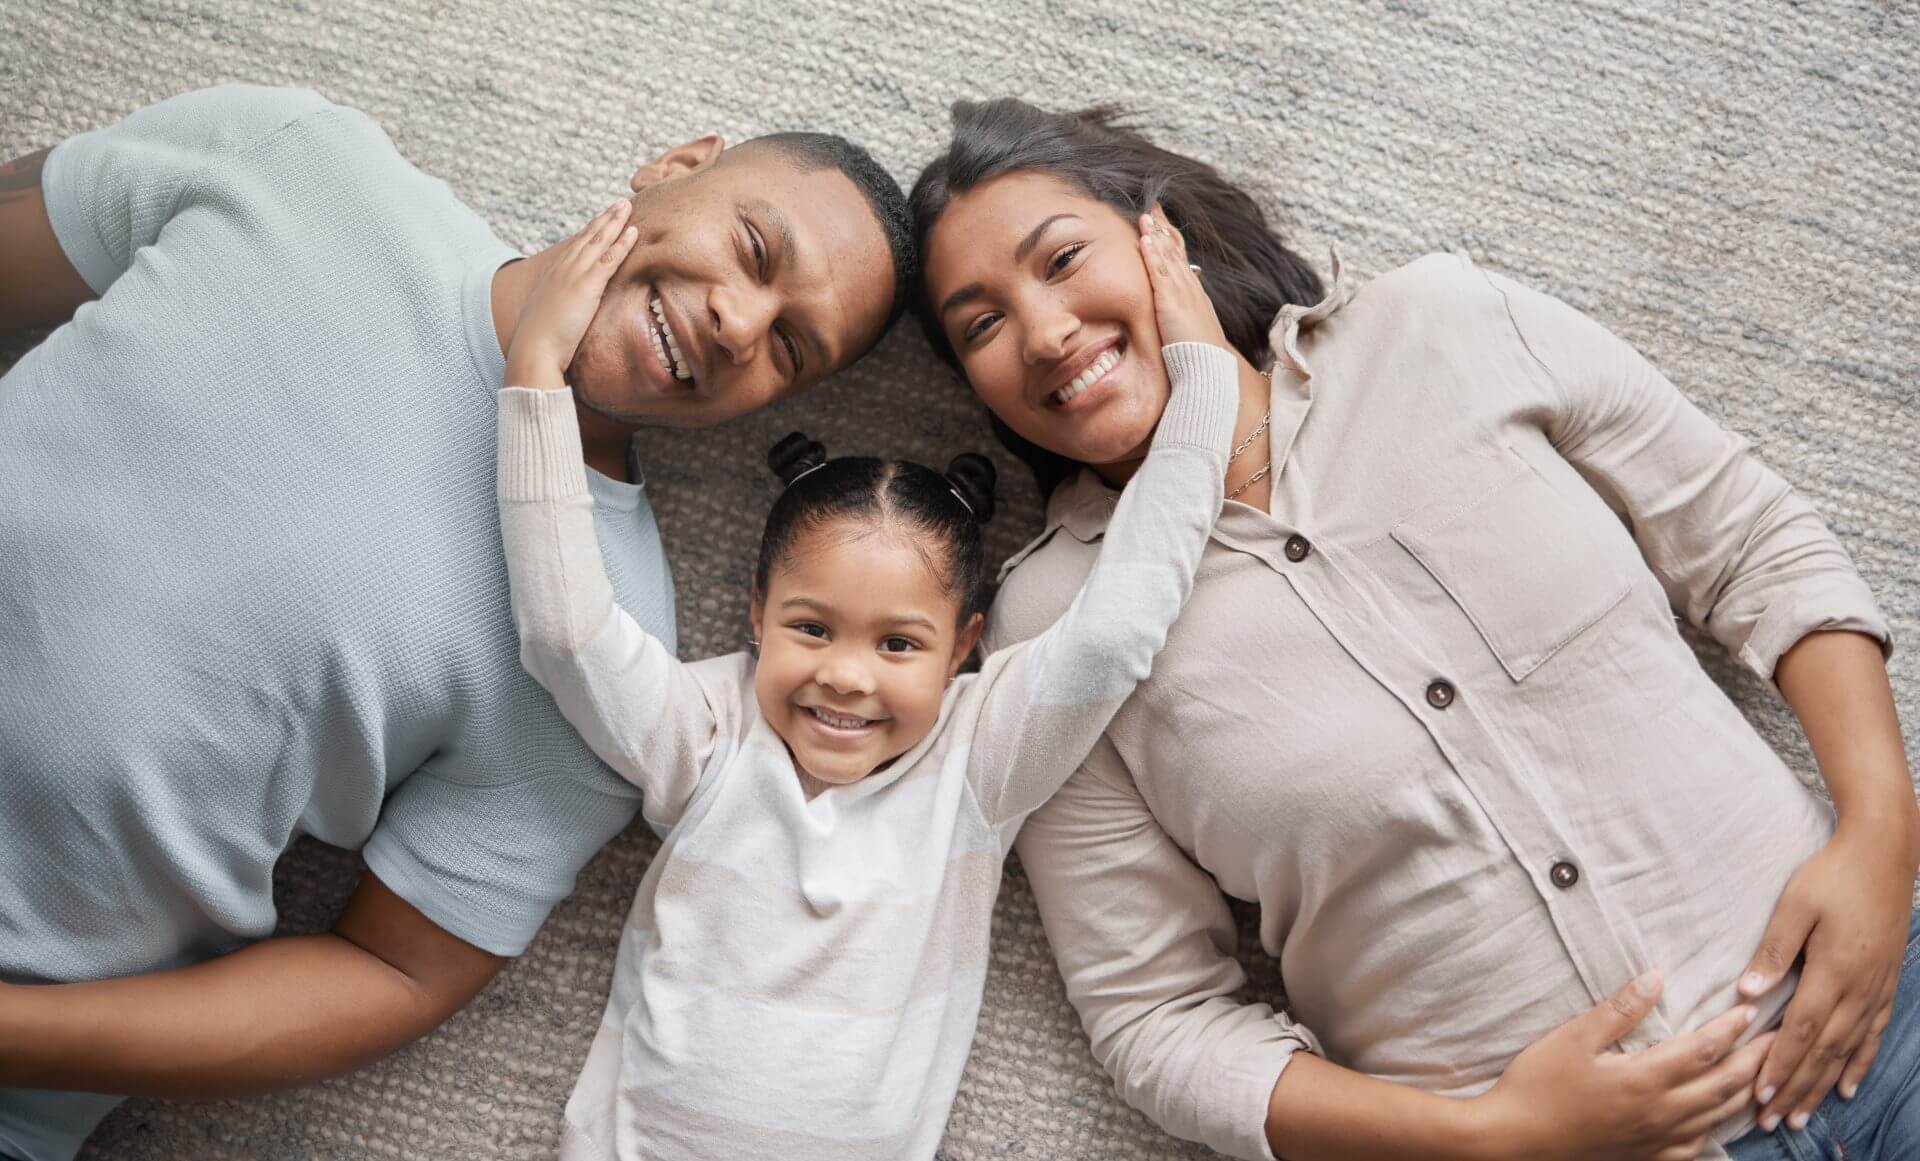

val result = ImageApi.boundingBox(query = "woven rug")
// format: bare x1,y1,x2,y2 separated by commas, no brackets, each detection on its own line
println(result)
3,1,1915,1157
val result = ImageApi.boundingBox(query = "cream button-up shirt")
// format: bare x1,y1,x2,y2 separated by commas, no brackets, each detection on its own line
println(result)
984,253,1891,1161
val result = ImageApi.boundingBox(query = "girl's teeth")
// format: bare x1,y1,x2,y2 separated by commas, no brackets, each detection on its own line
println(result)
811,708,871,729
1053,348,1120,406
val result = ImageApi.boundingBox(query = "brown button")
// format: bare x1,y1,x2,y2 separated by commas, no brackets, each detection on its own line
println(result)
1550,860,1580,890
1425,679,1455,709
1284,534,1312,562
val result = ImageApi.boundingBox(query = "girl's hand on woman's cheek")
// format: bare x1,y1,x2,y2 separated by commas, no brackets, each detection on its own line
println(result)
506,200,639,391
1138,209,1231,354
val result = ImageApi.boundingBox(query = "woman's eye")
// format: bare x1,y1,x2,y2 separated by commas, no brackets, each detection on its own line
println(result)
962,313,1000,343
880,637,918,654
1048,242,1086,276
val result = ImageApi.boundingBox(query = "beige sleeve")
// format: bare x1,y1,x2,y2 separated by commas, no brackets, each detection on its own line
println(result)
1013,737,1321,1161
1478,264,1890,681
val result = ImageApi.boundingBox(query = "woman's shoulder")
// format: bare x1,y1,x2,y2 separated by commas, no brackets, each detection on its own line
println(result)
982,488,1109,653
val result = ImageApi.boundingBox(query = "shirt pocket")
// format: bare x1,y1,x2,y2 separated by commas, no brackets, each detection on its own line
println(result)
1390,446,1631,681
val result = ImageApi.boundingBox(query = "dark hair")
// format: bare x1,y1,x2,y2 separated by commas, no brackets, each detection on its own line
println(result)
742,132,916,334
753,432,997,626
908,98,1324,498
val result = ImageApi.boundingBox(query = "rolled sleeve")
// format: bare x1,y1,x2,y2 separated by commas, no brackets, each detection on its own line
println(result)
1479,264,1891,683
362,758,638,957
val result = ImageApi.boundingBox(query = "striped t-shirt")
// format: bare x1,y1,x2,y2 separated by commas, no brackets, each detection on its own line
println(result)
494,343,1237,1159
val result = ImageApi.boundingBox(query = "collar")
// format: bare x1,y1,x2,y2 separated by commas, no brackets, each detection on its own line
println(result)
996,248,1353,582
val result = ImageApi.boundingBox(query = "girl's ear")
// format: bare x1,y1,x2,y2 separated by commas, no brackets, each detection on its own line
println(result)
748,582,766,646
948,612,985,679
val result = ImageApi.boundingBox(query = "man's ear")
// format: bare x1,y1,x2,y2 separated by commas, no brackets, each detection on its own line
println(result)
949,612,985,678
630,135,725,192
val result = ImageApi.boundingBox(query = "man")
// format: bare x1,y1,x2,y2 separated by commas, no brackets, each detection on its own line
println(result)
0,84,911,1161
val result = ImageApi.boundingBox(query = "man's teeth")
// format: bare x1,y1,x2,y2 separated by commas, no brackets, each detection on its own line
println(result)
649,293,691,381
808,707,874,730
1052,347,1121,406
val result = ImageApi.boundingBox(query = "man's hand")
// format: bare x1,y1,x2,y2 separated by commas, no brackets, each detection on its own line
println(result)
1736,822,1913,1132
0,872,504,1098
1468,972,1772,1161
504,199,638,390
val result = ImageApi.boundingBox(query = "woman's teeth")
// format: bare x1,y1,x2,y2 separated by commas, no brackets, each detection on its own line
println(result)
648,292,691,382
1052,347,1121,406
807,707,875,730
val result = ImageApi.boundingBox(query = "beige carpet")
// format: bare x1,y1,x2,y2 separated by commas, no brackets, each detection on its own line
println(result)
3,0,1916,1157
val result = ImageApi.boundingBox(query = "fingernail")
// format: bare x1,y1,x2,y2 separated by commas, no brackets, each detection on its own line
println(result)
1739,1006,1757,1026
1758,1086,1776,1104
1760,1114,1780,1133
1741,972,1767,993
1633,969,1660,996
1840,1081,1857,1100
1789,1112,1810,1131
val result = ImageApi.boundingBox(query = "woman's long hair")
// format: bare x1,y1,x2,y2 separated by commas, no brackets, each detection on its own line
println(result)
910,98,1323,499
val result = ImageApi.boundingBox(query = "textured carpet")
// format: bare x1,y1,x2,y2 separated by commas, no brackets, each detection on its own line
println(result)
3,1,1916,1157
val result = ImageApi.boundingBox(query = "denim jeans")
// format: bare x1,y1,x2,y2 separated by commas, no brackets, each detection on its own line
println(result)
1726,913,1920,1161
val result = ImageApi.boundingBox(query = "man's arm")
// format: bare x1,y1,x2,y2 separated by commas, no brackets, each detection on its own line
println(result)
0,872,505,1098
0,146,95,334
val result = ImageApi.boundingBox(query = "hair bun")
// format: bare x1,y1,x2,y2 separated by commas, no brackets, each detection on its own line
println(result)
768,431,829,486
944,453,998,526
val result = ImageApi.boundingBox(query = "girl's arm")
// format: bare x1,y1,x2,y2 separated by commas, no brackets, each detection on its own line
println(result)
497,201,720,820
1480,262,1916,1130
964,212,1236,828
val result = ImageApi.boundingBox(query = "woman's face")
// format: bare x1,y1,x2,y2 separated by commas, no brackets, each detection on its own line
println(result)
923,172,1171,474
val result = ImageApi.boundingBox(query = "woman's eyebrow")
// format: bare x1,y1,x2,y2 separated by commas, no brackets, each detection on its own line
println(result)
938,213,1085,318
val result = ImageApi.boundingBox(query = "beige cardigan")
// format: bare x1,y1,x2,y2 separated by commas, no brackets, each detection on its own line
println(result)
984,252,1890,1161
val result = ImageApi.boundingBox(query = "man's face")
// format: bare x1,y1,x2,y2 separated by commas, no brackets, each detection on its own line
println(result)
567,141,895,429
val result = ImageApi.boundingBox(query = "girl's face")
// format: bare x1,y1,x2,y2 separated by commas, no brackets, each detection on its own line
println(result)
749,519,983,789
923,171,1172,475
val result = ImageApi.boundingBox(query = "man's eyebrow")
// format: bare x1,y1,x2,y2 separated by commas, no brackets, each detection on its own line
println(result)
938,213,1084,319
747,196,834,374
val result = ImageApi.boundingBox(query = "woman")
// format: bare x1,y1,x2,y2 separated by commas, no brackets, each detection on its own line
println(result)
910,99,1919,1161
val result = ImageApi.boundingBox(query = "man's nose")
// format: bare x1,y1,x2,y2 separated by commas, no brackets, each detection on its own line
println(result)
708,284,776,366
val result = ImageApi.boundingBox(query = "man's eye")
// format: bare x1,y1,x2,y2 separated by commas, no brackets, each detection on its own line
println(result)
1048,242,1086,275
748,225,767,277
880,637,918,654
779,329,801,377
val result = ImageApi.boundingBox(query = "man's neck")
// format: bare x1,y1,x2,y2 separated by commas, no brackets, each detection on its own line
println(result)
490,252,637,483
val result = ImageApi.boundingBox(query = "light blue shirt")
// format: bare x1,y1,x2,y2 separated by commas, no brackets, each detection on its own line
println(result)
0,86,675,1161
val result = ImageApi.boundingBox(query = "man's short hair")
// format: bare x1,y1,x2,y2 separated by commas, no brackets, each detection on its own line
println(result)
740,132,915,336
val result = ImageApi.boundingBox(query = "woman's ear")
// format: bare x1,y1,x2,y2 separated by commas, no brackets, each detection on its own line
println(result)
948,612,986,678
630,135,725,192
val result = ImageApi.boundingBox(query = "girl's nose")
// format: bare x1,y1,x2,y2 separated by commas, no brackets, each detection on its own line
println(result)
815,651,876,697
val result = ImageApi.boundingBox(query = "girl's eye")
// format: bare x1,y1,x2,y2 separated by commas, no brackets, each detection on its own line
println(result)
880,637,918,654
962,313,1001,344
792,622,827,639
1047,242,1087,276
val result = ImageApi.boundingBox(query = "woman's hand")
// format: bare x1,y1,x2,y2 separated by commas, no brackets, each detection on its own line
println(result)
1736,823,1913,1132
1138,208,1231,354
1469,971,1773,1161
504,199,639,390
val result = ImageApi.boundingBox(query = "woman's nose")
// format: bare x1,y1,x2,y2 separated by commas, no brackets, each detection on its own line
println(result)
1021,305,1078,365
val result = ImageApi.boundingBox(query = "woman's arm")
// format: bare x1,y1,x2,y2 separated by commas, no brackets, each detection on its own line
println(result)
1015,745,1773,1161
1481,263,1914,1128
497,202,719,818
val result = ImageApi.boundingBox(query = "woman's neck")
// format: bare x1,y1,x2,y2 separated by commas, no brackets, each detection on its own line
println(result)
1094,354,1273,510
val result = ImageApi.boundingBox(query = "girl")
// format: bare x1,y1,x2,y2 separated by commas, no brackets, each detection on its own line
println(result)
494,198,1238,1160
911,98,1918,1161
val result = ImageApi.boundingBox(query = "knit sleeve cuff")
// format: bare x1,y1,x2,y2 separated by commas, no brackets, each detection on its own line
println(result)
497,387,591,502
1155,342,1241,456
